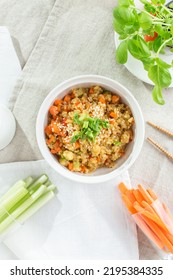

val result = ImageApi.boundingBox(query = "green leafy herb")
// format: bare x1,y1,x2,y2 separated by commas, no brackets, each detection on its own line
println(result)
71,113,109,143
113,0,173,104
116,41,128,64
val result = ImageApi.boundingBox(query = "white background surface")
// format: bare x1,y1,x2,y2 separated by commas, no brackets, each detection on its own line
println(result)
0,160,138,260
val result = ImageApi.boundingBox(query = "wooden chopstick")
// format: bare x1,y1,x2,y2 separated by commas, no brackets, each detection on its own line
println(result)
147,121,173,139
147,137,173,161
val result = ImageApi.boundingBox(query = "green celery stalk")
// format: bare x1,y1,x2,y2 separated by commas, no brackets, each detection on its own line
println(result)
46,184,57,192
24,176,34,188
0,185,47,233
0,180,26,204
27,174,48,193
0,186,28,222
44,180,52,187
17,191,55,224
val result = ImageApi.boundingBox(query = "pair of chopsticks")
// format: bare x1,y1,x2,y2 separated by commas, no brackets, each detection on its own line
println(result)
119,183,173,253
147,121,173,161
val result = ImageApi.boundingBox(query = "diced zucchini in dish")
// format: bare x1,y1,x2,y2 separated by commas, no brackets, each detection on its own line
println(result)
63,150,74,161
59,157,68,166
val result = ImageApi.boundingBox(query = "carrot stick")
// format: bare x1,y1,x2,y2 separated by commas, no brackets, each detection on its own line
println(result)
138,184,153,205
134,214,164,249
133,189,145,204
147,188,158,201
118,182,128,194
141,215,173,253
133,202,168,232
165,232,173,246
125,190,136,204
121,194,136,214
162,202,173,221
141,201,158,215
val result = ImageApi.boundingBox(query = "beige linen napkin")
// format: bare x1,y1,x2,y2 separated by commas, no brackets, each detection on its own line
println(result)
0,0,173,259
0,0,56,67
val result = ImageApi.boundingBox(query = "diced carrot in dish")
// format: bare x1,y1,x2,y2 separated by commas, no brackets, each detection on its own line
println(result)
54,99,62,105
109,119,115,124
81,165,86,173
52,124,61,134
47,135,56,144
44,125,52,136
51,149,57,154
112,95,120,103
89,88,94,94
98,97,106,104
109,112,117,118
49,106,59,117
75,101,80,106
53,142,61,153
75,141,80,149
70,92,75,98
97,156,101,162
68,162,73,171
64,95,71,102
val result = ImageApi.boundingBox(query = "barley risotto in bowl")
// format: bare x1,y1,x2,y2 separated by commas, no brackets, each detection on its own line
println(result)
36,75,145,183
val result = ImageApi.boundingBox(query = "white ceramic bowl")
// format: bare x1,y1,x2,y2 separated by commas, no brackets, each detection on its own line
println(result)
36,75,145,183
114,32,173,87
114,0,173,86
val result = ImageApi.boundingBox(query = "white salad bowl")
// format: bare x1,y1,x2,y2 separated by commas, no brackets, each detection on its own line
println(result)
114,32,173,87
114,0,173,86
36,75,145,184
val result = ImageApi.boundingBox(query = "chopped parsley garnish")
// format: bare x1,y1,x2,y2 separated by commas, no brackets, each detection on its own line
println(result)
71,113,109,143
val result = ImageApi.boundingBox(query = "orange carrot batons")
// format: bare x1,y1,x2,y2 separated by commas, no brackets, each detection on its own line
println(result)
138,184,153,204
147,188,158,201
118,182,128,194
121,194,136,214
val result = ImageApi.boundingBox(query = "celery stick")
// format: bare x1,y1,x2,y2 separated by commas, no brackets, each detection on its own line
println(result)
0,186,28,222
46,184,57,192
44,180,52,187
10,185,47,218
0,180,26,204
0,207,7,222
24,176,34,188
27,175,48,192
18,191,55,224
0,185,47,233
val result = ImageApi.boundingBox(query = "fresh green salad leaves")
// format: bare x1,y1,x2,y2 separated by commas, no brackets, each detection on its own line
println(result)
71,113,109,143
113,0,173,104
